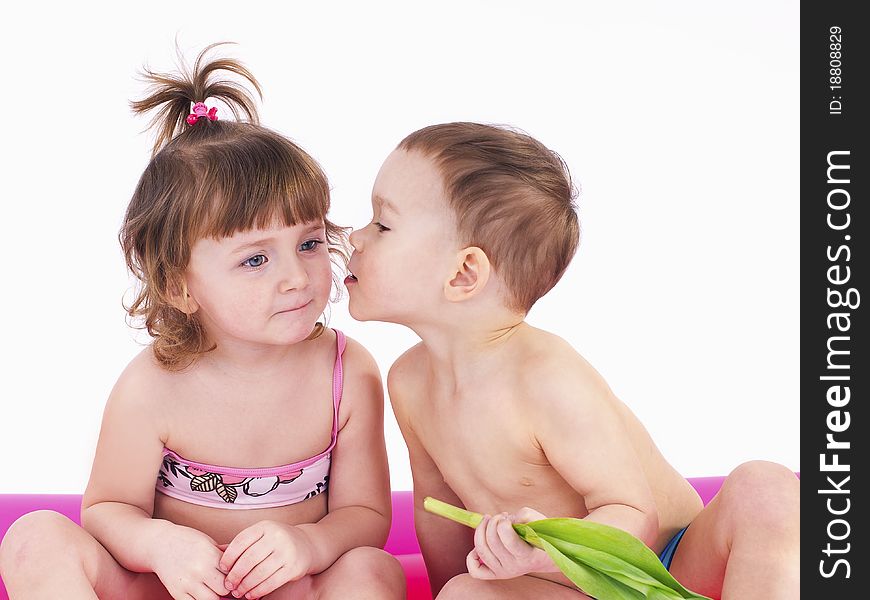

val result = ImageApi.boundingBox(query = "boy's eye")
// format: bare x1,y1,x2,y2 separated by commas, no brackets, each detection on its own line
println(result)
242,254,267,268
300,239,323,252
375,222,390,233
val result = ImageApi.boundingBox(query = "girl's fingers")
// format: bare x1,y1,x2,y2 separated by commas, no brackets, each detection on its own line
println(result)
242,565,292,599
190,582,221,600
233,554,281,598
224,543,272,592
204,567,231,596
473,515,502,572
220,526,265,573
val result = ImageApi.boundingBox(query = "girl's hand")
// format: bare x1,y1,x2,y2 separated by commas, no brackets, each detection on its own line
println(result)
151,522,227,600
220,520,314,599
467,507,556,580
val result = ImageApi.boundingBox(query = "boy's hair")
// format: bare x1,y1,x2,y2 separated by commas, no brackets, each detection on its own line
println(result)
121,43,348,371
398,123,580,313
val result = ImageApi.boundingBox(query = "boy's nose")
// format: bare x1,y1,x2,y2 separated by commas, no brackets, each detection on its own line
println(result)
349,228,362,251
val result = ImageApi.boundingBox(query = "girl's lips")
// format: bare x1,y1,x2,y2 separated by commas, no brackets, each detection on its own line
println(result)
275,300,312,314
344,273,358,285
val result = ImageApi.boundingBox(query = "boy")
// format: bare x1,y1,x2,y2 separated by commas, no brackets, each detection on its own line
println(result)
346,123,799,599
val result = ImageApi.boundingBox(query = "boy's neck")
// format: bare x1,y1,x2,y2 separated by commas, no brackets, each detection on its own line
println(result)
410,310,528,394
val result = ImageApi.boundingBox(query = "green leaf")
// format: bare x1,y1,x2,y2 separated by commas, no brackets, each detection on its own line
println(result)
538,536,650,599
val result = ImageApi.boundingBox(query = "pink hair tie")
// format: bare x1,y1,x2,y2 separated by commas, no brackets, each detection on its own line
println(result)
186,102,218,125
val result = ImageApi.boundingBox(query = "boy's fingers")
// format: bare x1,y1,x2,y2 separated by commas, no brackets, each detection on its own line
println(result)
514,507,547,522
485,514,513,563
466,549,496,580
473,515,502,572
496,514,532,557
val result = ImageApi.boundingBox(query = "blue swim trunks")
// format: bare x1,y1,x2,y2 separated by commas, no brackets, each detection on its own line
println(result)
658,526,689,571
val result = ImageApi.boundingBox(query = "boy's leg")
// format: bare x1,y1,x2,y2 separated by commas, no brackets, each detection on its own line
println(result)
0,510,171,600
436,573,592,599
667,461,799,600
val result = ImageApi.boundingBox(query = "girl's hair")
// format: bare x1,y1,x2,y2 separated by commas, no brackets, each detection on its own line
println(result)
121,43,348,371
398,122,580,313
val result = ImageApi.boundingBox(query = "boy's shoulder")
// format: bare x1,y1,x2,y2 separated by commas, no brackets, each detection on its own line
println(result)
515,326,615,409
386,342,428,404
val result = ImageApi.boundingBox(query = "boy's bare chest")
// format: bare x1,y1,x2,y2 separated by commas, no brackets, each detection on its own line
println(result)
413,386,579,514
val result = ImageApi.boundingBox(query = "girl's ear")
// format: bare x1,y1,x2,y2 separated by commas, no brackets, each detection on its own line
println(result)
444,246,491,303
167,276,199,315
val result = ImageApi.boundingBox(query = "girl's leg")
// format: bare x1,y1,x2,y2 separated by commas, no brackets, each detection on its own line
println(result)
667,461,799,600
0,510,171,600
265,547,405,600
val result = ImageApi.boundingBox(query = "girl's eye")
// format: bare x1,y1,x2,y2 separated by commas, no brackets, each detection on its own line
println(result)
300,239,323,252
242,254,267,268
375,222,390,233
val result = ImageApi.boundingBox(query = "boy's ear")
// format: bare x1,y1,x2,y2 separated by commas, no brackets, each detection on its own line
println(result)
167,276,199,315
444,246,491,302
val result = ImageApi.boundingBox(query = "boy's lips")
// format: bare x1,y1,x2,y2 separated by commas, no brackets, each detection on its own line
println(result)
345,270,359,285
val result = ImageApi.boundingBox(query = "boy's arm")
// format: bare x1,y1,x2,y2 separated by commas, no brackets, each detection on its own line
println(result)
388,352,473,597
533,361,659,546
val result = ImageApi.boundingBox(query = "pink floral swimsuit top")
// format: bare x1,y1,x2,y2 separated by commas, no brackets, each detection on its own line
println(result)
155,330,346,510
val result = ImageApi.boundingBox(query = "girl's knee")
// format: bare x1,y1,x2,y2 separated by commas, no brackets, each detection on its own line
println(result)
0,510,79,573
332,546,405,590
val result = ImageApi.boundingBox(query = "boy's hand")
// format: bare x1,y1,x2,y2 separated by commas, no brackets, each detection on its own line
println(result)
220,520,314,599
467,507,556,580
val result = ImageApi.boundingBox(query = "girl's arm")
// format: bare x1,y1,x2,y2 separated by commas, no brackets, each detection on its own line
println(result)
293,338,394,573
388,348,474,597
80,354,173,572
81,352,225,599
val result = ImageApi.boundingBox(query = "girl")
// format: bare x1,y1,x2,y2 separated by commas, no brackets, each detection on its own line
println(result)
0,45,404,600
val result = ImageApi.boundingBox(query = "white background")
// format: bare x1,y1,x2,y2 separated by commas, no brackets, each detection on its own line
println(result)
0,1,799,493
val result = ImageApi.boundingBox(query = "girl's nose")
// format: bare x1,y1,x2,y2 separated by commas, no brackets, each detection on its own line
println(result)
280,259,310,291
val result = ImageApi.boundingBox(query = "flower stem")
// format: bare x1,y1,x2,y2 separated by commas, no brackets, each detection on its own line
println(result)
423,497,484,529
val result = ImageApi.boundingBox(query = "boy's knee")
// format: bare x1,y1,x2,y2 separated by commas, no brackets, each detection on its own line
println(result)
721,461,799,533
438,574,497,600
725,461,799,499
0,510,76,573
